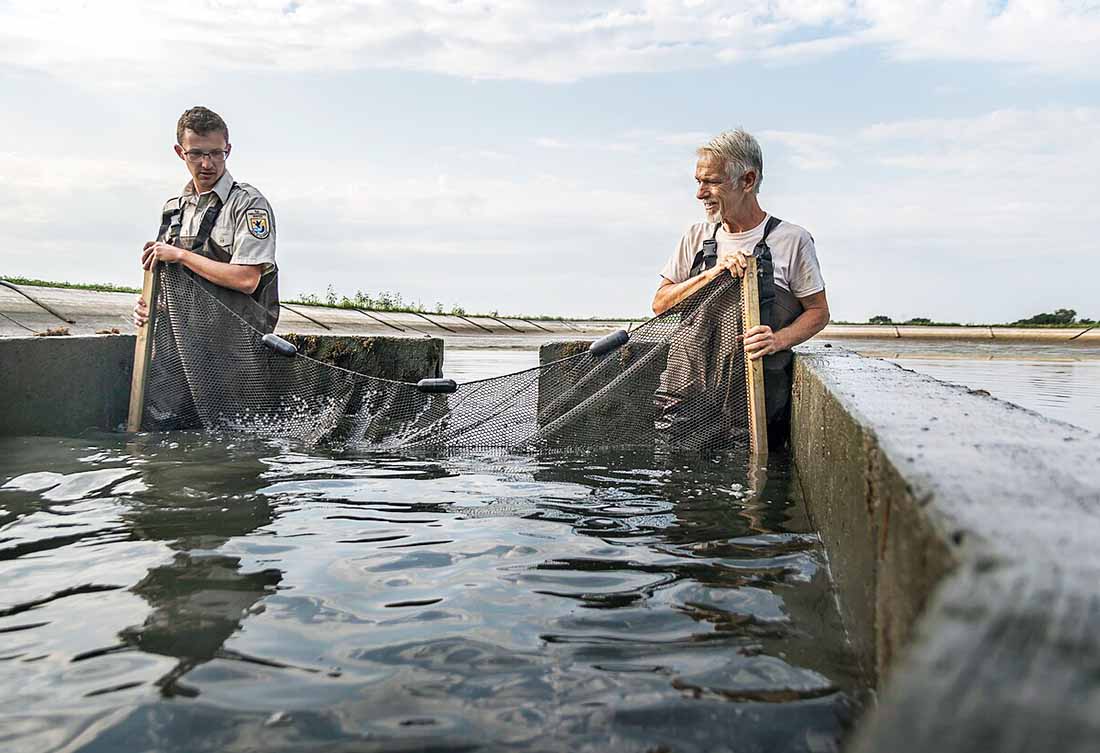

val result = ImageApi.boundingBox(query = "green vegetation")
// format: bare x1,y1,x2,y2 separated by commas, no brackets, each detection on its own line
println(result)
1012,308,1082,326
286,285,642,322
1,276,140,294
843,307,1095,329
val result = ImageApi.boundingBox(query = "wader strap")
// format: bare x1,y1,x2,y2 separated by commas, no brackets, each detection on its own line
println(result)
157,200,183,244
158,183,239,250
189,183,238,251
753,216,782,326
688,224,722,277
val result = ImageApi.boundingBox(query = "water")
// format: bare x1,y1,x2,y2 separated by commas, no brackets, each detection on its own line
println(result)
838,339,1100,435
1,433,863,752
446,343,1100,434
444,348,540,383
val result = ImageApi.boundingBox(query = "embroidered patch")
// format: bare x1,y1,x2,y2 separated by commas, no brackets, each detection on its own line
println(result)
246,209,271,240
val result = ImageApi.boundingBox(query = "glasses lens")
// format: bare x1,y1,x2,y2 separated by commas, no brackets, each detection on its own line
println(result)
186,150,227,162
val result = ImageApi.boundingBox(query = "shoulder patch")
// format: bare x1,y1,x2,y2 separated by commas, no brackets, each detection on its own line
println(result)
246,208,271,240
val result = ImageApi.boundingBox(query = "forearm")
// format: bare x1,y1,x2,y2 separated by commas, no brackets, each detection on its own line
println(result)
775,306,830,351
653,269,723,315
179,251,261,294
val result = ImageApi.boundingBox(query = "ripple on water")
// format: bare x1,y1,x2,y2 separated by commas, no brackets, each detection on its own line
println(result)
0,435,864,752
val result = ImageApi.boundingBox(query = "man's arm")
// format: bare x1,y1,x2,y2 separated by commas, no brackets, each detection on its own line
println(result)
743,290,830,360
652,252,750,315
141,241,262,293
132,242,263,327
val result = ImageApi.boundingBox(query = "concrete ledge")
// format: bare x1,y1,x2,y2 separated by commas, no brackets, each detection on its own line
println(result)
791,345,1100,751
0,335,444,436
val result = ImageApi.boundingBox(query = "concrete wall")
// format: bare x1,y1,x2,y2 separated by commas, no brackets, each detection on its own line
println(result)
0,334,137,436
0,334,443,437
791,344,1100,752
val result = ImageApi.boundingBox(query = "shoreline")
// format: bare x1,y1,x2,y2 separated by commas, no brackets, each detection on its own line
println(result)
2,281,1098,344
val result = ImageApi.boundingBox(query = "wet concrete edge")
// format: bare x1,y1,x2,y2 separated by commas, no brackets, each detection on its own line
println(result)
791,343,1100,752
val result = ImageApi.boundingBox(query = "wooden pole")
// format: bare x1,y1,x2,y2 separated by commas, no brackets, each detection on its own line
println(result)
742,257,768,458
127,263,160,432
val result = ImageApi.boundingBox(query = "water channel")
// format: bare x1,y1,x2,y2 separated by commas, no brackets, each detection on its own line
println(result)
1,426,863,751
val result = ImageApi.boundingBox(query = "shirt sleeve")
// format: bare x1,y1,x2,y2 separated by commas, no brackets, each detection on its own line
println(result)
230,195,277,275
659,226,699,284
787,231,825,298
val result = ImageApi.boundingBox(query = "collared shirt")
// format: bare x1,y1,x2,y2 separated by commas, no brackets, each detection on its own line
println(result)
171,169,277,274
161,169,280,333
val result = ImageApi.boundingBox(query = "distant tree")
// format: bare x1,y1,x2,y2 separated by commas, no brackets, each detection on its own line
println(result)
868,315,892,324
1013,308,1077,325
905,317,932,325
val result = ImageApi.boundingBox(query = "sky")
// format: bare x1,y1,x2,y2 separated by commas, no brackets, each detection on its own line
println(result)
2,1,1098,322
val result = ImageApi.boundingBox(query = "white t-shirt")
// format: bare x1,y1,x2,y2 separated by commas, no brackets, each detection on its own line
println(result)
659,215,825,298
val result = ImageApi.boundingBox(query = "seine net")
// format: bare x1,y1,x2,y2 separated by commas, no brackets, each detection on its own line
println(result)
142,264,758,453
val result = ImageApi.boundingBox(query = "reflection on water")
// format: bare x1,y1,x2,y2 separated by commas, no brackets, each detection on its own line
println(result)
887,359,1100,434
1,434,863,752
828,339,1100,434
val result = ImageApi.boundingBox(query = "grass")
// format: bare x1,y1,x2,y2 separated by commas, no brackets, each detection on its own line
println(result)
2,276,140,294
285,286,644,321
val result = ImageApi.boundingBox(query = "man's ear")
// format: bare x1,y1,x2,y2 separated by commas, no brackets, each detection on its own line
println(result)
174,144,185,161
742,170,758,193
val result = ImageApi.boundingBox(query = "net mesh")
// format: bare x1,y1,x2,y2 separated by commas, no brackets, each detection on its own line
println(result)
143,265,757,453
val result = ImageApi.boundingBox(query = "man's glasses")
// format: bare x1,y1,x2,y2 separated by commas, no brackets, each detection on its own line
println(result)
182,148,229,163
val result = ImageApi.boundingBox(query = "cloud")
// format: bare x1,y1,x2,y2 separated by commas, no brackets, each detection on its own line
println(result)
3,106,1098,321
759,130,841,170
2,1,1098,85
765,106,1100,321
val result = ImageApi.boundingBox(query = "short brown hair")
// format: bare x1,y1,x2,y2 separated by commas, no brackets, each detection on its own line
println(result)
176,106,229,144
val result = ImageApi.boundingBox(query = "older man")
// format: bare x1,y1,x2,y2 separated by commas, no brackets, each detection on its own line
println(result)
133,106,279,333
653,129,830,445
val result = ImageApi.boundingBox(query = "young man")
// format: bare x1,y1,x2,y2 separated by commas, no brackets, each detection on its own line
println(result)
653,129,830,446
133,106,279,333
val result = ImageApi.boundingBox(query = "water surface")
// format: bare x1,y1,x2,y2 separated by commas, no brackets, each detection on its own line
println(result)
1,433,861,752
837,338,1100,434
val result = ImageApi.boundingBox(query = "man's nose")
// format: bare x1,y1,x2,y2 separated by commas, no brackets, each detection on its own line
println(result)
696,184,707,199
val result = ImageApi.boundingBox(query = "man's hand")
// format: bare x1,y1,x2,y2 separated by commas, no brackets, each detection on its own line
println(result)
133,296,148,328
141,241,187,270
743,324,782,360
714,250,751,279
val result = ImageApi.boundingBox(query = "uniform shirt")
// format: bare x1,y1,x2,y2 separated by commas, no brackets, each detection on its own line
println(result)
162,170,280,332
659,215,824,298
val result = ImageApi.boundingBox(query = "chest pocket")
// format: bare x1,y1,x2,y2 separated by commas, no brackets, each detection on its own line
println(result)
211,225,234,251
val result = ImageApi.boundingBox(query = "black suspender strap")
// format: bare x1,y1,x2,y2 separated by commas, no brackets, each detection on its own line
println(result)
688,223,722,277
157,183,239,250
188,183,238,251
753,216,782,324
157,200,182,244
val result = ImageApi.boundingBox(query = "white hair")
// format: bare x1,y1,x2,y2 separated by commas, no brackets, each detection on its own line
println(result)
698,129,764,194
